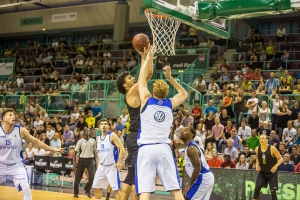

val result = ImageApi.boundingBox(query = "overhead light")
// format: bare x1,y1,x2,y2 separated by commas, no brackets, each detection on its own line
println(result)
42,28,46,31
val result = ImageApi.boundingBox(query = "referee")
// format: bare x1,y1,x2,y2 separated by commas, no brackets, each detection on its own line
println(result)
253,134,283,200
73,128,97,198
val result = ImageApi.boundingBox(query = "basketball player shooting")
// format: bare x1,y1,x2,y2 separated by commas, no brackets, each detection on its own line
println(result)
179,127,214,200
253,134,283,200
0,108,65,200
116,44,154,200
135,45,188,200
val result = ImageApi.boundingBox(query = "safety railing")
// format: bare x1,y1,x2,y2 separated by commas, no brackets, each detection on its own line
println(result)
181,82,202,107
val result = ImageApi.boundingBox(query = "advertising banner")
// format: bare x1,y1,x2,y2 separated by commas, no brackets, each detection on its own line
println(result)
182,168,300,200
20,17,43,26
52,12,77,22
0,63,14,76
156,54,205,70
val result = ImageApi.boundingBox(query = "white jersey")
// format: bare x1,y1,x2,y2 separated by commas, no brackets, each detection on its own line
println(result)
97,132,119,166
0,125,24,165
138,97,173,145
185,141,210,177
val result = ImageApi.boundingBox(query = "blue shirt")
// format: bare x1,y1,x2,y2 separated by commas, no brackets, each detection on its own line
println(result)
265,78,279,95
92,106,102,118
115,123,125,132
277,163,294,172
205,106,217,115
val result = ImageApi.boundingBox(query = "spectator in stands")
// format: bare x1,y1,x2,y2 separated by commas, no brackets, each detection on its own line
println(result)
189,75,206,103
248,110,259,129
210,67,221,81
60,79,70,92
33,116,44,130
278,143,288,157
278,153,294,172
76,43,84,53
103,49,111,58
62,100,74,119
85,110,95,128
62,125,74,155
277,101,292,140
245,32,255,44
281,70,293,88
92,100,102,126
236,154,249,169
245,91,258,121
269,130,280,150
83,100,92,116
233,70,243,81
50,132,62,149
259,50,267,68
40,132,50,146
85,57,93,67
219,58,229,72
290,145,300,165
102,33,112,49
204,142,213,160
277,23,287,43
16,73,24,87
257,102,269,123
269,91,282,131
267,47,280,70
219,108,231,127
290,101,300,122
52,39,58,48
207,149,222,168
218,119,235,152
46,125,55,140
266,40,277,55
180,110,194,127
280,40,291,51
127,57,137,69
220,68,231,82
246,129,260,151
221,153,236,168
274,66,284,80
248,43,257,55
78,79,87,103
70,79,80,97
204,100,217,116
239,51,250,62
248,155,257,170
255,33,264,44
279,77,291,95
191,100,202,128
211,117,224,153
232,89,244,128
74,115,88,143
294,113,300,128
24,142,35,165
103,56,111,70
238,121,251,146
3,49,12,57
236,40,246,60
243,66,253,80
265,72,280,95
282,120,296,153
242,145,255,163
250,55,262,71
292,84,300,101
222,90,234,118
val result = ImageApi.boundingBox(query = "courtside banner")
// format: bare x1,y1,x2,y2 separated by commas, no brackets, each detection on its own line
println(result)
182,168,300,200
156,54,205,70
52,12,77,22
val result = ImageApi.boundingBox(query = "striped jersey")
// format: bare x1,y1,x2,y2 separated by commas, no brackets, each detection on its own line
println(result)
0,125,24,165
137,97,173,145
97,132,119,165
185,141,210,177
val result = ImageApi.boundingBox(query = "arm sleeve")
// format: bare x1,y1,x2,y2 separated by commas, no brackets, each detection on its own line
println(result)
75,140,81,152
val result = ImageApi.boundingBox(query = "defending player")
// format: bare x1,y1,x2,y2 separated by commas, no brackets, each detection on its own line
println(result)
116,45,154,200
179,127,214,200
253,134,283,200
136,46,188,200
0,108,64,200
92,118,125,200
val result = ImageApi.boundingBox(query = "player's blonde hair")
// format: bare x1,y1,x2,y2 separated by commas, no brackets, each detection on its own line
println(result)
153,79,169,99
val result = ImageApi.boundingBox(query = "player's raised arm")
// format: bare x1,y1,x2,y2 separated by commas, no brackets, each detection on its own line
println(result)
111,133,125,171
21,127,65,153
164,66,188,109
136,45,154,82
137,45,156,108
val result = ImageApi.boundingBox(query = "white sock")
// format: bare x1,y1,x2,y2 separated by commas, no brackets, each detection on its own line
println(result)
20,182,32,200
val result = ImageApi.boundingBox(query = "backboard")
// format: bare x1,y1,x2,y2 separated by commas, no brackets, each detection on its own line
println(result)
144,0,231,39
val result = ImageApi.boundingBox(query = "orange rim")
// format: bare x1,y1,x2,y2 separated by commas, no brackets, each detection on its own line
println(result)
144,9,168,19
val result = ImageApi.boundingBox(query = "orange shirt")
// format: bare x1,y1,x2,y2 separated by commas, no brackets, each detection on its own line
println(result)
208,157,223,168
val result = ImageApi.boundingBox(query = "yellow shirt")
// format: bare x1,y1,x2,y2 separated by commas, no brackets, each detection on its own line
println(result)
280,75,292,85
292,90,300,101
76,46,84,52
4,50,12,56
242,81,252,91
189,27,198,36
266,45,276,55
19,95,26,104
85,117,95,128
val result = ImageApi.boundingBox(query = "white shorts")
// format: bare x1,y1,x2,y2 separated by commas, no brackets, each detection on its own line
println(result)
0,163,29,191
185,172,214,200
135,143,181,195
92,164,121,191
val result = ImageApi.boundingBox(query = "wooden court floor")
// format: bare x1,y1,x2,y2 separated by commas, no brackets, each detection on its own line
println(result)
0,186,114,200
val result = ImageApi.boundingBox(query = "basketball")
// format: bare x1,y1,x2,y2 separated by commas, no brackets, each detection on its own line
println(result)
132,33,150,52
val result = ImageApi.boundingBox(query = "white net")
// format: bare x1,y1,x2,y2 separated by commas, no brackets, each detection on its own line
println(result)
145,10,181,56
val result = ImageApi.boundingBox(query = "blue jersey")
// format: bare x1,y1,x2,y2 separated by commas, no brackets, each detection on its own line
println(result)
0,125,24,165
137,97,173,145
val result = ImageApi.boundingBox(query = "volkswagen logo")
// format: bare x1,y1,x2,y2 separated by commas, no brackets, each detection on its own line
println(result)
154,111,165,122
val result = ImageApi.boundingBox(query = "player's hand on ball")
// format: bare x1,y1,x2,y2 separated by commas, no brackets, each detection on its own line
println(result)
163,66,172,79
136,44,150,60
116,162,122,172
146,45,157,61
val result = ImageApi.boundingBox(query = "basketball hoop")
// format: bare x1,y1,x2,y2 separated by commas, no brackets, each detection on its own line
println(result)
145,9,181,56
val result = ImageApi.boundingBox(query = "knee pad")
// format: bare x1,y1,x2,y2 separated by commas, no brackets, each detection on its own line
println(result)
123,166,135,186
19,182,32,200
271,190,277,200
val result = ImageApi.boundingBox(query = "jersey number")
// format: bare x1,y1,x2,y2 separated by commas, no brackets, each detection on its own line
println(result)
5,140,11,145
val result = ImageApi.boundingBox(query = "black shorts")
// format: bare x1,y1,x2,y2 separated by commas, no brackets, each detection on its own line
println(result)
255,171,278,190
125,131,138,167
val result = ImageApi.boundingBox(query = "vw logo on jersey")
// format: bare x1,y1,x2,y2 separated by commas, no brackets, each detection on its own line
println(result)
157,100,163,105
101,144,105,149
154,111,165,122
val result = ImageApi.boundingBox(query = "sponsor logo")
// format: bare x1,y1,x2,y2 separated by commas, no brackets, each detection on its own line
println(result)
35,159,47,167
154,111,165,122
50,160,62,168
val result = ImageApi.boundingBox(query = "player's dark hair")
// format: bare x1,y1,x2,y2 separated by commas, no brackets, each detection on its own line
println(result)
116,71,130,95
187,127,196,138
1,108,14,119
99,118,108,123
